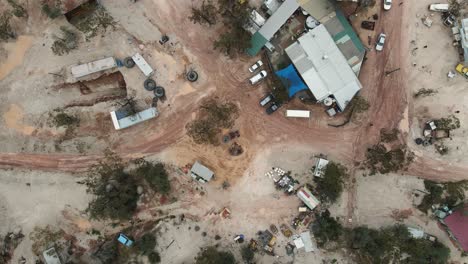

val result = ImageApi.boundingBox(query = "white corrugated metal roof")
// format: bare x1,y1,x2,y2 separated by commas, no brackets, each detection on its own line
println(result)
461,19,468,62
300,231,315,252
285,25,362,111
191,161,214,182
258,0,299,40
297,187,320,210
110,107,158,130
71,57,116,79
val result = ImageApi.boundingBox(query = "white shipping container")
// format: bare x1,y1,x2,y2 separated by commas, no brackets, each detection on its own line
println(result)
71,57,116,79
286,110,310,118
132,53,154,77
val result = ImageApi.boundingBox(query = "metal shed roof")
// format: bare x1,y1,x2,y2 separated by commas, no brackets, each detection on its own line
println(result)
461,18,468,63
285,24,362,111
297,187,320,210
258,0,299,40
191,161,214,182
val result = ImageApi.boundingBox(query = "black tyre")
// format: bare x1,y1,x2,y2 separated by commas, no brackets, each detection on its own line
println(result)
154,86,165,97
152,97,158,107
144,79,157,91
186,70,198,82
124,57,135,68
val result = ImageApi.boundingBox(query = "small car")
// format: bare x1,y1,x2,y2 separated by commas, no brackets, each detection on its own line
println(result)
117,234,134,247
376,33,386,51
383,0,392,10
266,102,280,115
249,70,268,85
455,63,468,78
260,94,274,107
249,60,264,73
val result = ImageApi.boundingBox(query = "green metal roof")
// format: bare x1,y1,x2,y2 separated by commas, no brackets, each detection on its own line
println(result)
334,10,365,53
247,31,268,56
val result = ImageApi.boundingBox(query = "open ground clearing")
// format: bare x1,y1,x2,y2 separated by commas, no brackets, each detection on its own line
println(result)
0,0,468,263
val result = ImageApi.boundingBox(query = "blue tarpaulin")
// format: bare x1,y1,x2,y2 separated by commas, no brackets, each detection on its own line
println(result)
275,64,307,97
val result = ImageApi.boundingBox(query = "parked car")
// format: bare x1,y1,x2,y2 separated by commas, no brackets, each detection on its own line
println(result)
249,60,264,73
383,0,392,10
376,33,386,51
117,234,134,247
260,94,274,107
443,12,456,27
455,63,468,78
249,70,268,85
266,102,280,115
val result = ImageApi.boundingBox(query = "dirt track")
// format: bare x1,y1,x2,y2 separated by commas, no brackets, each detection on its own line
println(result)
1,0,468,183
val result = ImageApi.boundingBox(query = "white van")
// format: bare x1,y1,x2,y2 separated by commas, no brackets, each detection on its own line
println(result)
249,70,267,85
429,4,449,12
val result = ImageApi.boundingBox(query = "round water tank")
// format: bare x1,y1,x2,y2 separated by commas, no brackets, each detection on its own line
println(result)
305,16,320,30
323,97,333,106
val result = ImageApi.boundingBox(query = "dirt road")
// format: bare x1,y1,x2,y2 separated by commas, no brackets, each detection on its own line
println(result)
1,0,467,182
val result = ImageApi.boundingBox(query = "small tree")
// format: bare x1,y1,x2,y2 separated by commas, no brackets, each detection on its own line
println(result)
190,0,218,26
241,245,255,264
186,99,239,145
195,247,235,264
213,0,251,57
134,160,171,194
86,152,139,220
51,26,78,56
7,0,27,18
311,210,343,247
213,27,251,57
148,251,161,263
0,13,15,41
136,233,157,256
314,162,347,203
42,0,62,19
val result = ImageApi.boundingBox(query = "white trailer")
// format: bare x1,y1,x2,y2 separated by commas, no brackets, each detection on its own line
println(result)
71,57,116,79
428,4,449,12
286,110,310,118
132,53,154,77
110,107,158,130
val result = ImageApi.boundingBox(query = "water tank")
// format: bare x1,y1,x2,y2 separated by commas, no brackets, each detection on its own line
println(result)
305,16,320,30
323,97,333,106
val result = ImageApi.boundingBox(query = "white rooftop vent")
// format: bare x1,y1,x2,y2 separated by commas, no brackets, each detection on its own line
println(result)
322,55,329,60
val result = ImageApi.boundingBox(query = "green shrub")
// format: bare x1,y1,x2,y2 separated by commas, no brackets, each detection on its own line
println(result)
314,162,347,203
195,246,235,264
136,233,156,256
134,161,170,194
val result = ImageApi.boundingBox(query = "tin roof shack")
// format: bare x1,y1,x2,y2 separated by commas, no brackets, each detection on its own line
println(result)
440,205,468,252
248,0,300,55
42,247,62,264
276,174,296,194
71,57,117,79
297,187,320,210
110,107,158,130
460,18,468,63
190,161,215,183
285,25,363,112
313,158,329,177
